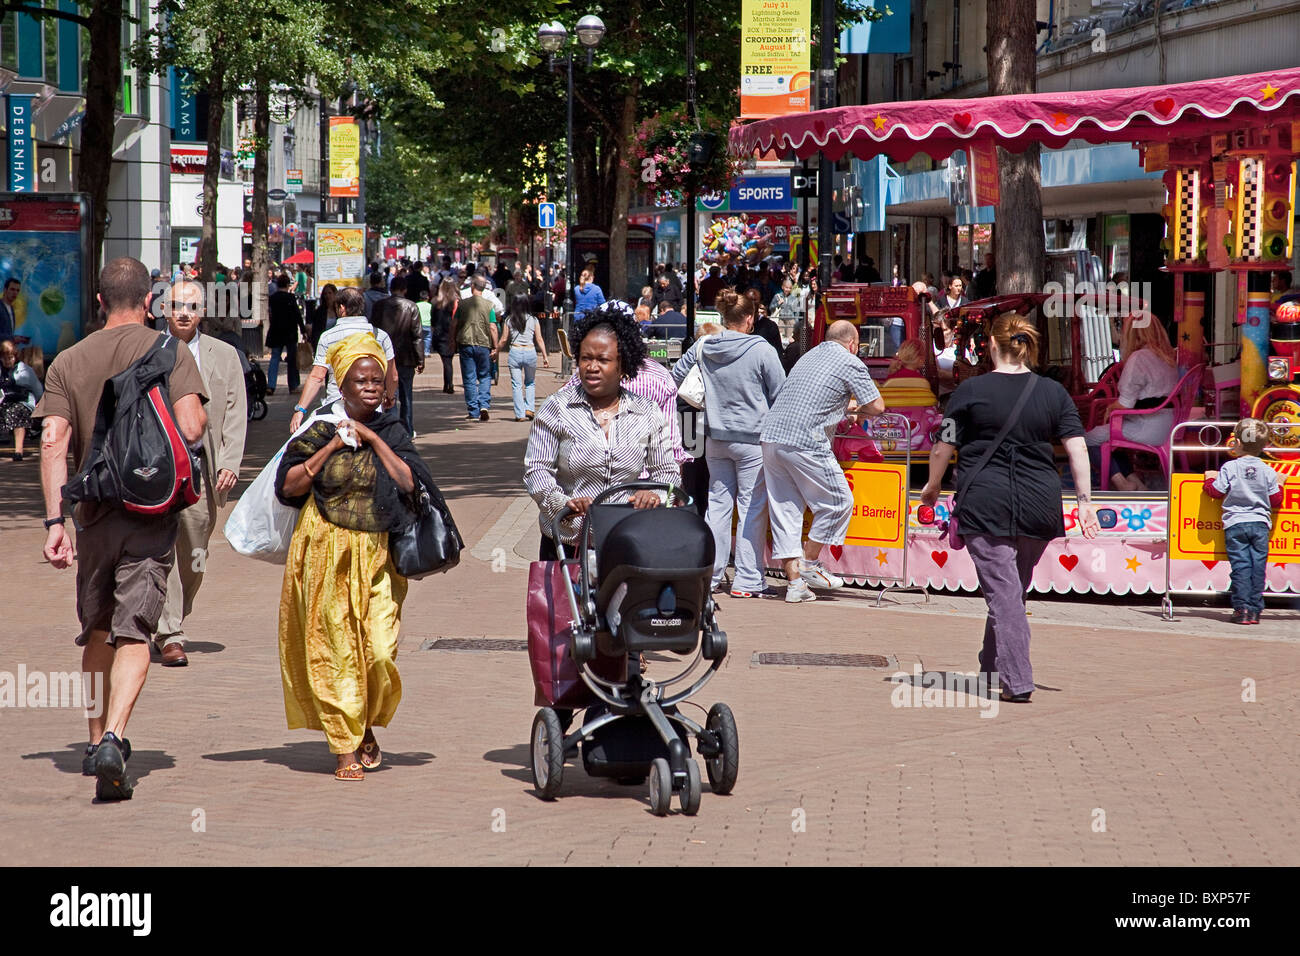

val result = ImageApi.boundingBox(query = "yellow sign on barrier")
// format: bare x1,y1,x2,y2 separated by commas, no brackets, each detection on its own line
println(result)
842,460,907,548
1169,471,1300,563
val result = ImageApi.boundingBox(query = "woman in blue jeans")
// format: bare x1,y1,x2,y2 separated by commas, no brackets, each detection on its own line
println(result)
503,296,549,420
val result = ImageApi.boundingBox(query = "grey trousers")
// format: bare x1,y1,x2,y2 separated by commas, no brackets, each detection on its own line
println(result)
964,534,1049,696
705,438,769,591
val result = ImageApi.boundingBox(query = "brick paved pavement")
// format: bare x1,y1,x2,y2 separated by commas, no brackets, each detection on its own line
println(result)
2,367,1297,866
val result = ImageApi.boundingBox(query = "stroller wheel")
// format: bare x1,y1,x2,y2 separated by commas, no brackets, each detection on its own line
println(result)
704,703,739,795
250,398,268,421
648,758,672,816
530,708,565,800
678,759,702,816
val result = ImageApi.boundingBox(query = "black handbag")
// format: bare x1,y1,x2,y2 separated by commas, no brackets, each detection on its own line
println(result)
388,478,464,579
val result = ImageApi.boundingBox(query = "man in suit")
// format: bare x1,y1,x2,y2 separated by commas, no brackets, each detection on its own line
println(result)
265,273,307,394
154,280,248,666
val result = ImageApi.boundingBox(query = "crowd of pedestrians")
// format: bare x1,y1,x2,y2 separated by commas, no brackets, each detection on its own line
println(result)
31,244,1278,805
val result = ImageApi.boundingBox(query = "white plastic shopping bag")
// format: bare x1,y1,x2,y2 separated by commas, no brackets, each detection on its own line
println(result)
224,409,343,562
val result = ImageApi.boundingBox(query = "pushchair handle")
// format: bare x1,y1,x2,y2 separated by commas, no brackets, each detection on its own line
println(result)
550,481,693,560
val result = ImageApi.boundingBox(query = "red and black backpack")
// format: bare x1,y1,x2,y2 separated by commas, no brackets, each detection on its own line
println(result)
63,333,202,516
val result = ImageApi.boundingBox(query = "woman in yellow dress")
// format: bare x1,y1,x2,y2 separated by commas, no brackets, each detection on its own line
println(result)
275,333,433,780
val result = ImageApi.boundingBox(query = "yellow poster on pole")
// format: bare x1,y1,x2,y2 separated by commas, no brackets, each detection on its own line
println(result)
472,195,490,228
740,0,812,119
314,224,367,288
1169,471,1300,563
328,117,360,198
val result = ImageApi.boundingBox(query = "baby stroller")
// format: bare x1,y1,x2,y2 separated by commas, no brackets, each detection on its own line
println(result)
245,359,269,421
528,481,738,816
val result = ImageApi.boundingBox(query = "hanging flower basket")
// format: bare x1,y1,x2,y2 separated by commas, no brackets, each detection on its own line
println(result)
627,110,743,208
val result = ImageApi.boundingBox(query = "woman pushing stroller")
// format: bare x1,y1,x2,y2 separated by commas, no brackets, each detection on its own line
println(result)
524,305,681,558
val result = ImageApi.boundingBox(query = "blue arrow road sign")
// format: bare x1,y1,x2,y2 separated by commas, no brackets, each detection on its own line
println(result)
538,202,557,230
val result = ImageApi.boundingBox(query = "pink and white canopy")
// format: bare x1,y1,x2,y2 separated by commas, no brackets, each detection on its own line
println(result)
729,67,1300,162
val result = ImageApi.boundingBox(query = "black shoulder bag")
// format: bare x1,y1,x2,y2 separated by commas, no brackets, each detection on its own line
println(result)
388,475,465,579
947,374,1038,550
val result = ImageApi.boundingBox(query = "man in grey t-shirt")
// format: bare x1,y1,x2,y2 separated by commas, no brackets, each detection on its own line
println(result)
760,320,885,603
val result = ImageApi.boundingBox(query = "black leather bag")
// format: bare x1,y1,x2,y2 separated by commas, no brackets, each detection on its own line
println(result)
388,478,464,579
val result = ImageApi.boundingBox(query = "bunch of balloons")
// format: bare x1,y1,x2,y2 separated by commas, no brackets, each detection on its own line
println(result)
701,215,774,266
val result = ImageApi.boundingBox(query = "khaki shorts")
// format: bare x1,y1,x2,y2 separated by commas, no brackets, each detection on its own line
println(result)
74,509,178,647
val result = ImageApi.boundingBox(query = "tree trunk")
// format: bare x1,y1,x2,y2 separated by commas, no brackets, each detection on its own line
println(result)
986,0,1043,294
199,55,226,287
606,81,640,301
78,0,123,282
251,81,270,351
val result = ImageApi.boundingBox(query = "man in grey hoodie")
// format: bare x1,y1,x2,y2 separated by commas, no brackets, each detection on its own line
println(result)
672,289,786,598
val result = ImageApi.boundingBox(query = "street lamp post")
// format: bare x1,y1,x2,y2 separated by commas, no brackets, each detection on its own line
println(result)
538,15,605,321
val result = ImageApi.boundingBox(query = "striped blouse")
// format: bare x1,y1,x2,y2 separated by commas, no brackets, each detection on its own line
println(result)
524,382,682,544
567,358,691,463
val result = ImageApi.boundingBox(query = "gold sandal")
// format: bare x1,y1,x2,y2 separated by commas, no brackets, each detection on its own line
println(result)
334,762,365,781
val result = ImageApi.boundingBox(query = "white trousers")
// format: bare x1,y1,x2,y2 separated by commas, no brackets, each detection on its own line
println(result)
761,442,852,560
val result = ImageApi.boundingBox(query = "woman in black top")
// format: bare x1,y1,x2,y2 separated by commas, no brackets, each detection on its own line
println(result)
429,279,459,394
920,314,1099,702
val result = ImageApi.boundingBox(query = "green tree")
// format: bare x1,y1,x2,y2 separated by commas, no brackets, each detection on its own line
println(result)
383,1,881,299
137,0,448,324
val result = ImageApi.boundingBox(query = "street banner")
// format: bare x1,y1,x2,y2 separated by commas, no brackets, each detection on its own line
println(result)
172,69,200,142
1169,470,1300,563
740,0,811,119
314,223,366,288
286,169,303,194
472,195,490,228
969,141,1001,208
6,94,35,192
328,117,360,198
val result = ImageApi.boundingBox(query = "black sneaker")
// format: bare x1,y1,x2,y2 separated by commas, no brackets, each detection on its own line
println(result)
1245,609,1260,625
1231,608,1248,625
82,736,131,775
92,732,133,800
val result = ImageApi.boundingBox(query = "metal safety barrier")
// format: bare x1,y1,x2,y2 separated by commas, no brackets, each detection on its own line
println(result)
1161,418,1300,621
846,411,926,607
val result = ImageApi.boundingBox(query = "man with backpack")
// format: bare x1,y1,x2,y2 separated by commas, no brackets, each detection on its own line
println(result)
35,257,208,801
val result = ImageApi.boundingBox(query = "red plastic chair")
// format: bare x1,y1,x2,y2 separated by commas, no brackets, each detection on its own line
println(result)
1077,361,1122,429
1099,365,1203,490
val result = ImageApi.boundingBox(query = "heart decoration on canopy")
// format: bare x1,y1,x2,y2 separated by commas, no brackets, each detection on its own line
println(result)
1154,97,1177,117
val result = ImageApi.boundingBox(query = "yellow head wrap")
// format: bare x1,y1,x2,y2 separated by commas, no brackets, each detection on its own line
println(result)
326,332,387,385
